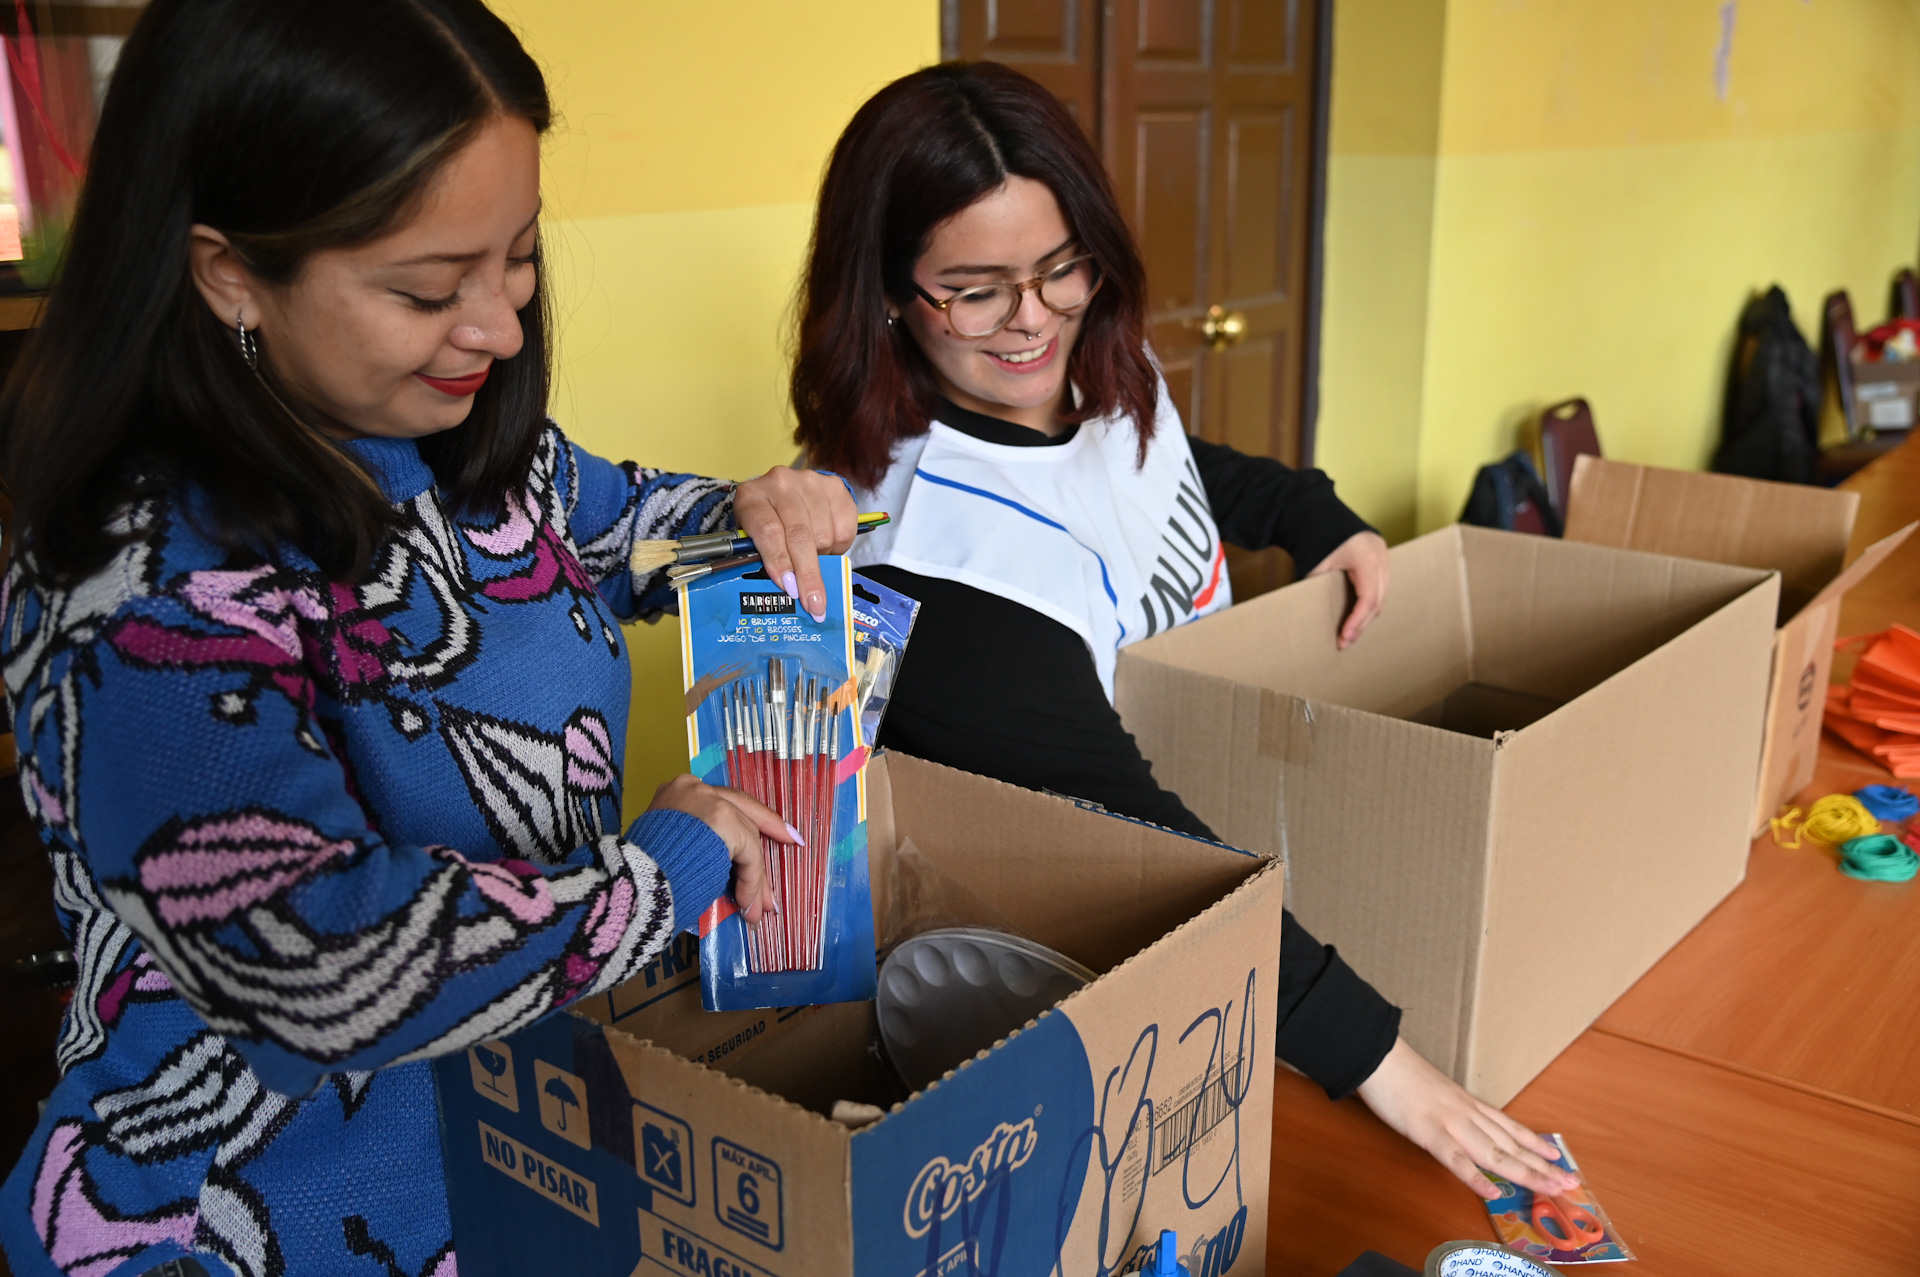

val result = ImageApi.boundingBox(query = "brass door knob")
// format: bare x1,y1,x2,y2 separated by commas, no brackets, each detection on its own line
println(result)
1200,304,1247,352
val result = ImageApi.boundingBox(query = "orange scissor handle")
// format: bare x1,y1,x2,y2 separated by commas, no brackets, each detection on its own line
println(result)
1531,1194,1605,1248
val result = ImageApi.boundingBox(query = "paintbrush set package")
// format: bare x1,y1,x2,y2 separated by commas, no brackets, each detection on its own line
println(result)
676,555,878,1011
851,571,919,746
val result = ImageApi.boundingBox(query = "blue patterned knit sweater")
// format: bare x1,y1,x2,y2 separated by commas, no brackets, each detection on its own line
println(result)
0,426,738,1277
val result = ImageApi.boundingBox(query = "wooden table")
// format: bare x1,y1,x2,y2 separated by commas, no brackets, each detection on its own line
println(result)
1266,440,1920,1275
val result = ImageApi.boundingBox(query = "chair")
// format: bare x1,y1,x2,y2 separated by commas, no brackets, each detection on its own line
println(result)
1892,268,1919,322
1815,289,1903,483
1536,397,1601,525
1825,290,1861,440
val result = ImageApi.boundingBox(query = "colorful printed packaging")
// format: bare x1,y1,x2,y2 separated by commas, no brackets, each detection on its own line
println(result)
850,570,920,747
676,555,876,1010
1481,1134,1634,1264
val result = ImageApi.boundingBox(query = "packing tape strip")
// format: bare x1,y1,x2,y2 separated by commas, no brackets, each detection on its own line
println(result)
1424,1241,1554,1277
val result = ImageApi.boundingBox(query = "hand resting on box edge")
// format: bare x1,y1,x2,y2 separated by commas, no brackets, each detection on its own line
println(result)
1306,529,1389,650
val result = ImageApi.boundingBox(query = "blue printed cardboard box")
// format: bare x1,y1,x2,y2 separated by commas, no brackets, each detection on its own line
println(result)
434,752,1281,1276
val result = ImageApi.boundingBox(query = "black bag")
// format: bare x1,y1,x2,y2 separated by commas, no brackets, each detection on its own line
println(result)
1460,450,1561,536
1712,285,1820,484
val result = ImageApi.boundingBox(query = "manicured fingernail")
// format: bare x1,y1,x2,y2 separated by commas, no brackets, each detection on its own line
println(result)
785,823,806,847
780,571,799,601
807,594,826,623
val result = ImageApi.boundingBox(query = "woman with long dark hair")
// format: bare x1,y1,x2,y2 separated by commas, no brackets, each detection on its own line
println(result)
0,2,852,1273
794,61,1577,1201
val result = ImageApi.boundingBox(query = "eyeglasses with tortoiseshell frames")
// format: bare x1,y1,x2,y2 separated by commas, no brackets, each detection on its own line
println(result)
911,254,1105,338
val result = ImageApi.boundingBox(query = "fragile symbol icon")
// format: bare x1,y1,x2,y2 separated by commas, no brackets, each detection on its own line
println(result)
475,1048,510,1095
468,1040,519,1112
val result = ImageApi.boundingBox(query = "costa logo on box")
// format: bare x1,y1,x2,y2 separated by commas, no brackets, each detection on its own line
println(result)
903,1118,1039,1238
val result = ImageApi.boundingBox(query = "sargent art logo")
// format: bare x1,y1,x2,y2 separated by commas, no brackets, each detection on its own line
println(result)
903,1118,1040,1238
739,591,796,616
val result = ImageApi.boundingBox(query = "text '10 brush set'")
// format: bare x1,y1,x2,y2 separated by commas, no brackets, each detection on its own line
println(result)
673,551,917,1011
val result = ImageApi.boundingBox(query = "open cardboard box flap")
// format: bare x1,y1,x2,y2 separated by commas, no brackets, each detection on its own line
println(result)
1564,455,1856,619
864,752,1263,975
1564,455,1918,827
1129,523,1772,722
1805,519,1918,614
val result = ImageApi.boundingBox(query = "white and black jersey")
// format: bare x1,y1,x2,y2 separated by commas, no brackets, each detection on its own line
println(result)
851,377,1233,699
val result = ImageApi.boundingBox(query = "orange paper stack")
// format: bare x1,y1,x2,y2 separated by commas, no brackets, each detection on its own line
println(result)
1826,625,1920,777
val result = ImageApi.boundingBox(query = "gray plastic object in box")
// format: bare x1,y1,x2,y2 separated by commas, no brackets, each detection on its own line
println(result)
876,927,1095,1093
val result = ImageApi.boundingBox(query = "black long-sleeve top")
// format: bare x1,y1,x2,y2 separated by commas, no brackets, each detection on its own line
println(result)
862,398,1401,1099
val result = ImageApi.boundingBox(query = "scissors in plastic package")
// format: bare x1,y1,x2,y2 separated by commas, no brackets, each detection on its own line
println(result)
1531,1193,1605,1249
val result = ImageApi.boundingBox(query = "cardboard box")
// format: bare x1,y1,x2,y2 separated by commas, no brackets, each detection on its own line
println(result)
1113,525,1779,1105
1563,457,1917,832
1850,355,1920,432
435,752,1282,1277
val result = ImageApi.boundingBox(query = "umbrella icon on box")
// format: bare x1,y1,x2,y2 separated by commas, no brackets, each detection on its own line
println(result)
533,1061,589,1147
543,1077,580,1131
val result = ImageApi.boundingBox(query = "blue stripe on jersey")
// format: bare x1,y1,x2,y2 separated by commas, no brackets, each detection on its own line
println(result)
911,466,1127,644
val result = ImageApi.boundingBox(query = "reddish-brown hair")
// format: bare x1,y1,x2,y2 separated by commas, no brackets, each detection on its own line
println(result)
791,61,1158,489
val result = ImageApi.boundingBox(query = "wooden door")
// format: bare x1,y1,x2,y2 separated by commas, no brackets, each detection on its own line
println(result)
945,0,1325,600
942,0,1102,132
1105,0,1319,599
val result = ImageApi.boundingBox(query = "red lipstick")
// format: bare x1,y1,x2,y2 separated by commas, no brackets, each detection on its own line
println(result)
415,367,490,397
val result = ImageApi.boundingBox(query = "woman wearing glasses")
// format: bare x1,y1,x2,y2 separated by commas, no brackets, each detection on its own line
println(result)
793,61,1577,1202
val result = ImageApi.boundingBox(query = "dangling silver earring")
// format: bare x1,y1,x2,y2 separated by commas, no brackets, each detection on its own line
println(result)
235,310,258,372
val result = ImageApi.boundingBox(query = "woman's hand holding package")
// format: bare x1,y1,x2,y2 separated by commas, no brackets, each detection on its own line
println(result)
733,467,858,623
648,774,794,924
1308,529,1389,649
1355,1036,1579,1201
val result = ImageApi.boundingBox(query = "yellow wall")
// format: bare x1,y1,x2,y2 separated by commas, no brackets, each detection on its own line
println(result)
494,1,939,815
1316,0,1920,538
1316,0,1448,544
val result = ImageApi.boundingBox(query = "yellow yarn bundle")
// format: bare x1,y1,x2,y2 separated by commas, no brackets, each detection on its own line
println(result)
1805,795,1884,844
1772,794,1883,849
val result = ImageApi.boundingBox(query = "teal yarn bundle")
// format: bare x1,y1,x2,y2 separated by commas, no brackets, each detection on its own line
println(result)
1852,785,1920,822
1838,834,1920,883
